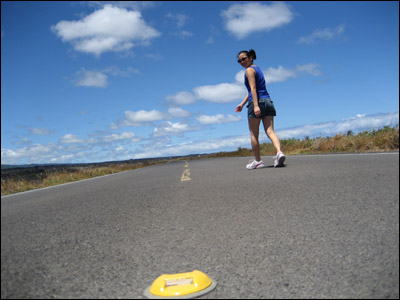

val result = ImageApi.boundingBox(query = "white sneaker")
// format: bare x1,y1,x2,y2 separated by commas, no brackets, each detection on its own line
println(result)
274,152,286,167
246,159,265,169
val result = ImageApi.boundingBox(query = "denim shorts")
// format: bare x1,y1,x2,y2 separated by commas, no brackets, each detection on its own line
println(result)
247,98,276,119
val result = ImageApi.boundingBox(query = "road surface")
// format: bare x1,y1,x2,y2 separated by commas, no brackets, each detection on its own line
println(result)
1,153,399,298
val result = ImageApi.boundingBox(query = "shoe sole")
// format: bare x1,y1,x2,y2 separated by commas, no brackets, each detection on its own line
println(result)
274,156,286,168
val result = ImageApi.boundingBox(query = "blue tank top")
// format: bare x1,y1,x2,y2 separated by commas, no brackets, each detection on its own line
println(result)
244,66,270,102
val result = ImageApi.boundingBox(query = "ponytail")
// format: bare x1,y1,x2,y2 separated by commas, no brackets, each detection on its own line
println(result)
248,49,257,60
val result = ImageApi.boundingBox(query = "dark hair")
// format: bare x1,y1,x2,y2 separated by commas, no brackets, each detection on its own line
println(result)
238,49,257,60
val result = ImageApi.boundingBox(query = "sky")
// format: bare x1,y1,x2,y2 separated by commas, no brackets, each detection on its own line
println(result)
1,1,399,165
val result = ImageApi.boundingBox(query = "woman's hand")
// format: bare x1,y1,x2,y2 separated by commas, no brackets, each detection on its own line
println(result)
235,104,243,112
253,105,261,117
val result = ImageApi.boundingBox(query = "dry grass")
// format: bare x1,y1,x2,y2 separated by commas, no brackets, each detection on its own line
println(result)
1,160,169,196
1,126,398,196
204,126,399,158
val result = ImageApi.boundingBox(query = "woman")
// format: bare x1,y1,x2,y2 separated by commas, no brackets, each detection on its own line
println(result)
235,49,286,169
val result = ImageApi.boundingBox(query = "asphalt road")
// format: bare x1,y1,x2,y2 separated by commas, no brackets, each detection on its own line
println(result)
1,153,399,299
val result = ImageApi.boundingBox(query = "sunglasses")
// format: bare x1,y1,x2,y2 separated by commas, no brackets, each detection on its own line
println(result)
237,57,248,63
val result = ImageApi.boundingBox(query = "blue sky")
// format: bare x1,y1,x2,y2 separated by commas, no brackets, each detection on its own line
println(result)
1,1,399,165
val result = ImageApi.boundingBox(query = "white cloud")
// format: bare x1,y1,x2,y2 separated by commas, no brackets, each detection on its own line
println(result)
2,112,398,165
115,146,126,153
277,112,400,139
264,66,297,83
265,64,322,83
50,154,75,163
114,107,192,129
60,134,85,144
74,66,140,88
165,12,193,39
191,64,321,104
1,144,54,164
153,121,195,137
133,134,250,159
60,131,139,145
235,70,246,83
276,123,337,139
51,4,160,56
166,91,196,105
110,123,119,130
74,69,108,87
298,24,345,44
177,30,193,39
194,83,246,103
166,12,189,28
1,129,142,164
85,1,157,11
102,132,137,142
73,66,140,88
167,107,191,119
146,53,163,61
197,114,242,125
335,112,399,133
123,110,165,125
30,128,53,135
295,64,323,76
221,2,294,39
13,137,31,146
103,66,140,77
132,112,399,159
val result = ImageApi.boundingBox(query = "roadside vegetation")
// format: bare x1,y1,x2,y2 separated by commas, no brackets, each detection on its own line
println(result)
207,125,399,158
1,160,168,196
1,126,398,196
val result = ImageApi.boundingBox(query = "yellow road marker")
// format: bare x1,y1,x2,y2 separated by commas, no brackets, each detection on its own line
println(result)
144,270,217,299
181,169,191,181
181,161,191,181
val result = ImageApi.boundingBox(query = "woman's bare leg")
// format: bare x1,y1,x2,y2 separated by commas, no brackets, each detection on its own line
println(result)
248,118,262,161
262,116,281,154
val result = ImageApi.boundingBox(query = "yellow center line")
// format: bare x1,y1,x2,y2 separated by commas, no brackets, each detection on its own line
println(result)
181,169,191,181
181,161,191,181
